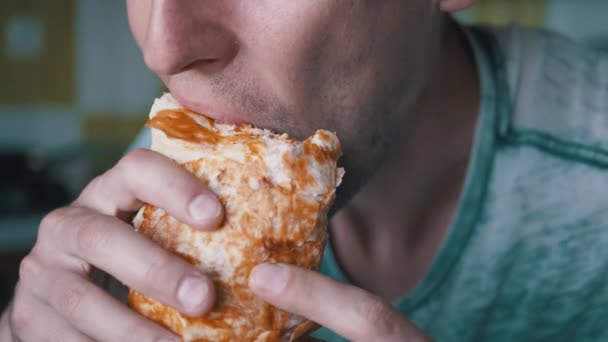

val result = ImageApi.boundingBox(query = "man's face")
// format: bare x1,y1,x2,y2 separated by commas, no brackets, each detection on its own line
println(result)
127,1,444,203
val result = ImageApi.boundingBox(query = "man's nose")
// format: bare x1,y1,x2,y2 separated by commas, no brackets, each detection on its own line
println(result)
142,0,237,75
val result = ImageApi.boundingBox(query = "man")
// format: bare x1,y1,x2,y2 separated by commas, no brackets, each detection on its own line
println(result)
3,0,608,341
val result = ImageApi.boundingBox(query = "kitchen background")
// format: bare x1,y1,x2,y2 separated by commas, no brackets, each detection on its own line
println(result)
0,0,607,310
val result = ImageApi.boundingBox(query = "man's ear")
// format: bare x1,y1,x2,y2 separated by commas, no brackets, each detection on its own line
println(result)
439,0,476,12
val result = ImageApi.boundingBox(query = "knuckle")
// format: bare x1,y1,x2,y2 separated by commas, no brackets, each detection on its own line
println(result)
75,216,112,254
38,207,71,241
80,173,122,217
118,149,152,176
10,298,33,334
53,281,88,320
279,266,299,297
141,253,179,294
10,313,30,336
18,255,40,285
84,174,105,196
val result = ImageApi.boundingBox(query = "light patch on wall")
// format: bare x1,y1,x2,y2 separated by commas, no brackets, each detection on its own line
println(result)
4,15,43,60
0,0,74,106
472,0,545,27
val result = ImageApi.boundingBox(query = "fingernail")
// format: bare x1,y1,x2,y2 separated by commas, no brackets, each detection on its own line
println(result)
249,263,287,295
188,193,222,223
178,275,209,312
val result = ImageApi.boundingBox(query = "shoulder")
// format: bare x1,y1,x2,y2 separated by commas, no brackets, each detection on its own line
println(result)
470,27,608,248
488,26,608,157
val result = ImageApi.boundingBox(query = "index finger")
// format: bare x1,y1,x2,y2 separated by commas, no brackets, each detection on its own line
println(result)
38,206,215,317
76,148,223,230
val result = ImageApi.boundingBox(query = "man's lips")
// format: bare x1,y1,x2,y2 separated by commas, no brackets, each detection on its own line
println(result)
171,93,249,126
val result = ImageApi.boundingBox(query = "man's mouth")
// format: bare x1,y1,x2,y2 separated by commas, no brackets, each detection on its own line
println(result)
171,92,249,126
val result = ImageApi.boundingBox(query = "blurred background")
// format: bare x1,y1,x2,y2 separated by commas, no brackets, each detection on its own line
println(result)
0,0,607,310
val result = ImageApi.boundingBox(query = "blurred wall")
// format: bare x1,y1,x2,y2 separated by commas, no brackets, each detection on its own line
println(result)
0,0,161,258
0,0,160,157
457,0,608,51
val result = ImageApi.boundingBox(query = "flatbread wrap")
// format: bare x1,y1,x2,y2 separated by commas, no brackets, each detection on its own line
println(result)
128,94,343,341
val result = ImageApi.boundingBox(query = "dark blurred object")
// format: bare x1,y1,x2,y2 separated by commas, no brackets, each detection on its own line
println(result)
0,274,11,310
0,151,70,217
0,250,29,311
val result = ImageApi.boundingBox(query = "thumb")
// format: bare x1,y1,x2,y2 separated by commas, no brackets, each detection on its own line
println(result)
248,263,427,341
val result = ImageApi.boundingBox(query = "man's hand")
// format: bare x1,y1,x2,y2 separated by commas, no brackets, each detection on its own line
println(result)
2,149,224,342
249,263,433,342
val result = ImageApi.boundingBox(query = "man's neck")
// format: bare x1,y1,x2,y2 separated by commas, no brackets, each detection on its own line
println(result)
329,19,480,300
